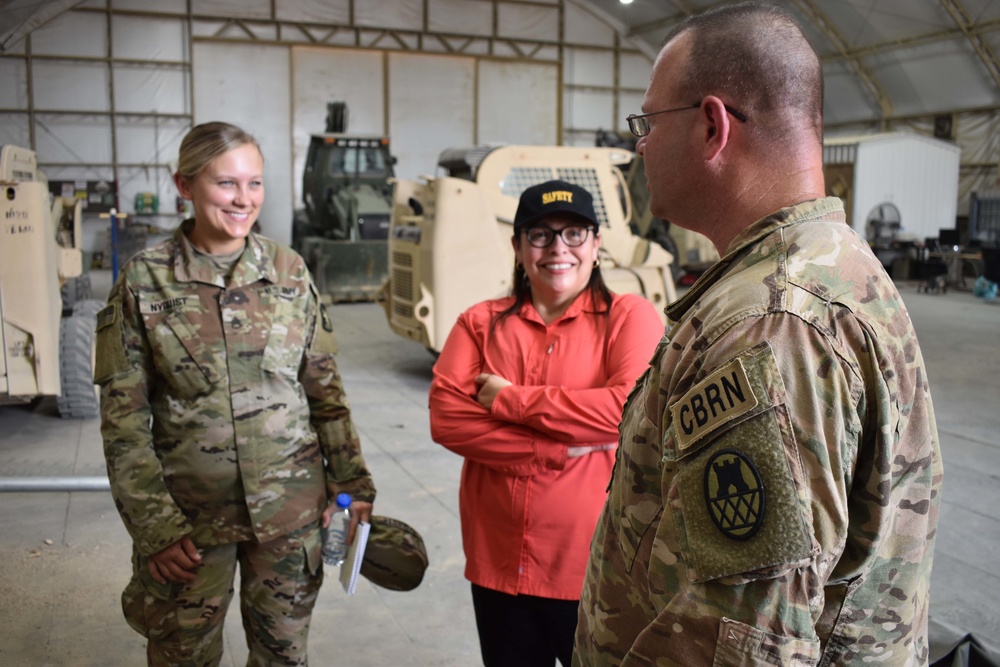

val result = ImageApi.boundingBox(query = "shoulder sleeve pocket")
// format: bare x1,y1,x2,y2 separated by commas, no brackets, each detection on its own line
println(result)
94,299,130,385
669,342,815,583
309,302,339,356
302,282,338,356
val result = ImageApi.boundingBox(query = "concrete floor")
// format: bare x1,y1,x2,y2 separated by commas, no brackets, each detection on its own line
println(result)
1,275,998,665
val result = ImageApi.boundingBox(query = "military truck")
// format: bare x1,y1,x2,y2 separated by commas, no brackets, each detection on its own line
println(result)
293,102,396,302
0,145,102,418
382,144,677,354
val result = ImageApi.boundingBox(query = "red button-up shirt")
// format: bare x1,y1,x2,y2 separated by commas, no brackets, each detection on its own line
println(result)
430,291,663,600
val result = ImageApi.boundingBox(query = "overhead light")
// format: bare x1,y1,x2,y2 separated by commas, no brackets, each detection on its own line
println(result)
620,0,634,4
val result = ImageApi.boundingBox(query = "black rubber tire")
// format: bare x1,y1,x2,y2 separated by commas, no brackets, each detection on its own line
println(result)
292,209,310,251
658,233,683,282
647,219,683,281
56,299,102,419
60,274,93,314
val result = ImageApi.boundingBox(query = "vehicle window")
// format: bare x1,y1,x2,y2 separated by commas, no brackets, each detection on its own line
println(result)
334,147,387,176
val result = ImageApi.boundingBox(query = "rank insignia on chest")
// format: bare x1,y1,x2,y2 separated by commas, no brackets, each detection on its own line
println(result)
703,449,765,540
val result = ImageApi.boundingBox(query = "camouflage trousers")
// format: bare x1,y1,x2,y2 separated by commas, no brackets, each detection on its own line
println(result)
121,523,324,667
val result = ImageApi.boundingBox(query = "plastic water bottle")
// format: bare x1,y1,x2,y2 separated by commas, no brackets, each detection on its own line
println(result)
322,493,352,566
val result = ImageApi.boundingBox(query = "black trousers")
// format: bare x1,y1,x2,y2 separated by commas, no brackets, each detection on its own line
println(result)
471,584,580,667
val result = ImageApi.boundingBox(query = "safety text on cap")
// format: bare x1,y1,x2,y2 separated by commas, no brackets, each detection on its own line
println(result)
542,190,574,205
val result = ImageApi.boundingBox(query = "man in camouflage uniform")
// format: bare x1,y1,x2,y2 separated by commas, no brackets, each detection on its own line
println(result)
96,218,375,665
575,4,942,665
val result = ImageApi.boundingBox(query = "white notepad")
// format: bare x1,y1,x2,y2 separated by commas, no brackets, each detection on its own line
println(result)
339,520,371,596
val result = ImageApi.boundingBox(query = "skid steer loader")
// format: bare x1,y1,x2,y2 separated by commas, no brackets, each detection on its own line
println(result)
0,145,102,418
595,129,719,280
382,144,677,354
292,102,396,302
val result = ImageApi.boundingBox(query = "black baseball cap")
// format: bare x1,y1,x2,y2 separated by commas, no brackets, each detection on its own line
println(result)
513,180,599,232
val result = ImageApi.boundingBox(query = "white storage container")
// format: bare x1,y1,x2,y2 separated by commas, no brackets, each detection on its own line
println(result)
823,132,961,243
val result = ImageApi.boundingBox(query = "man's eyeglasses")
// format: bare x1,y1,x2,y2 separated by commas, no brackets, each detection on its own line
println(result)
523,225,595,248
626,100,749,137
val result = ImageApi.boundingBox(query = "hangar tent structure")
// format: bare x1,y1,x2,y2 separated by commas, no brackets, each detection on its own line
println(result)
0,0,998,246
2,2,1000,663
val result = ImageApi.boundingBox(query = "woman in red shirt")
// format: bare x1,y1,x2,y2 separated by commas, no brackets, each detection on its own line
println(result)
429,180,663,667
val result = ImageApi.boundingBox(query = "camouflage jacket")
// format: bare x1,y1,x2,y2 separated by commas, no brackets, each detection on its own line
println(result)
96,222,375,556
575,198,942,666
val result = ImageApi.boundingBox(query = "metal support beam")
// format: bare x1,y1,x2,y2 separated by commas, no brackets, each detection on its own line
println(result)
666,0,694,16
824,102,1000,130
0,477,110,492
790,0,892,122
938,0,1000,92
627,13,684,39
0,0,85,52
822,17,1000,64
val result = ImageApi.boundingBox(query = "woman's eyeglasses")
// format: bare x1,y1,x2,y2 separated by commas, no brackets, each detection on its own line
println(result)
523,226,595,248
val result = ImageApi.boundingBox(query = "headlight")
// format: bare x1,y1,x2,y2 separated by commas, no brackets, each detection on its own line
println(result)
393,225,422,243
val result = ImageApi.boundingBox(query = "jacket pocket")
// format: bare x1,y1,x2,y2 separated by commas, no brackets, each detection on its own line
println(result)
713,617,820,666
140,295,219,398
258,286,307,379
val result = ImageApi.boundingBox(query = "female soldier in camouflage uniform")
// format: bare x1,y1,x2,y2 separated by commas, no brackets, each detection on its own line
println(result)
96,122,376,666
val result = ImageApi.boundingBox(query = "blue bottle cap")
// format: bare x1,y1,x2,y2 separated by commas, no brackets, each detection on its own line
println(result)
336,493,352,509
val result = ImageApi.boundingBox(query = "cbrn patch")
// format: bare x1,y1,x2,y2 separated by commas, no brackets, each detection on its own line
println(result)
703,449,765,540
671,358,759,452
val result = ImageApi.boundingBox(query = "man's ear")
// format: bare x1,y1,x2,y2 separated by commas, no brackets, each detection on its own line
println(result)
700,96,732,162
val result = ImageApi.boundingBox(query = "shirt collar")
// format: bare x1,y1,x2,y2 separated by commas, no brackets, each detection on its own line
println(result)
518,288,601,326
172,219,277,287
665,197,845,323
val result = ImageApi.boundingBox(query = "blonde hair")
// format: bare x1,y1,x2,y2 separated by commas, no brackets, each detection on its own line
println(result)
176,122,263,181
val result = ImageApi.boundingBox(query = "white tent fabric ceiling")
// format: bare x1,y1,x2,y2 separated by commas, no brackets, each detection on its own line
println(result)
4,0,1000,128
584,0,1000,208
585,0,1000,125
1,0,998,221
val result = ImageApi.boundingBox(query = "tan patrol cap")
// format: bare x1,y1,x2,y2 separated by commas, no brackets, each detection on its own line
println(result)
360,515,428,592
